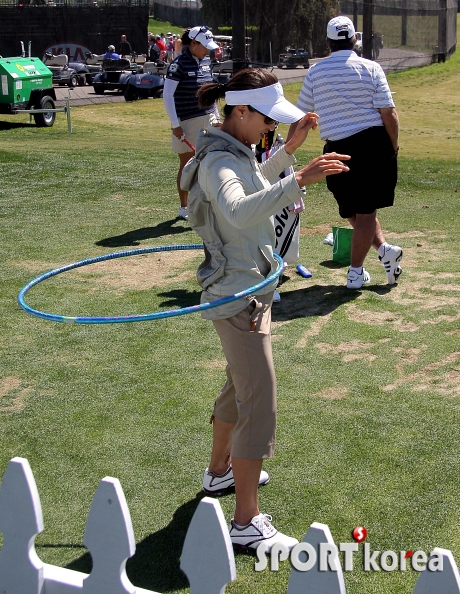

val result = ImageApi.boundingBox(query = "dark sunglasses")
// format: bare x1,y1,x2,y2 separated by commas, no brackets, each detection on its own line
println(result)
249,106,279,128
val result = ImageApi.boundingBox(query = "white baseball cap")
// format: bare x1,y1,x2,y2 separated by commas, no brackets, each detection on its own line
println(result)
189,26,219,50
225,82,306,124
327,16,356,40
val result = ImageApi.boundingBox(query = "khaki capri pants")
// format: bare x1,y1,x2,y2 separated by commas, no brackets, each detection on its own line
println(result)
212,293,276,460
171,113,217,154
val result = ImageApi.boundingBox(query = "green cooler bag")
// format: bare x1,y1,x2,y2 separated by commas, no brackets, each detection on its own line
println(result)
332,226,353,265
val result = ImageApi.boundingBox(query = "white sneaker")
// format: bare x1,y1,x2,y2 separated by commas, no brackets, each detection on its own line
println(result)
203,465,269,496
347,267,371,289
178,206,188,220
229,513,299,552
323,232,334,245
273,290,281,303
379,244,403,285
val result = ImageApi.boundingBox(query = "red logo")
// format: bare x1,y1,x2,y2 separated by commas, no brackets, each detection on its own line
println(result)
404,550,413,558
352,526,367,543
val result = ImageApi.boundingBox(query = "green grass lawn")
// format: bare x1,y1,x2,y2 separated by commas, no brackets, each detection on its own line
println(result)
148,17,185,37
0,44,460,593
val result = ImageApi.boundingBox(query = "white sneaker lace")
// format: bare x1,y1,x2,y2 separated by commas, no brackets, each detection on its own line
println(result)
252,513,276,537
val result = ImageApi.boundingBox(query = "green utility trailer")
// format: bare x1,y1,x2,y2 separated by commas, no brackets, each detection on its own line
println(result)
0,56,57,127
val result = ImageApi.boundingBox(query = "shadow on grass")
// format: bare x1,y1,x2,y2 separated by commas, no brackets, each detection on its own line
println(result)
158,288,202,309
96,218,190,248
273,283,361,321
318,259,348,269
158,281,395,317
0,120,35,130
63,492,206,592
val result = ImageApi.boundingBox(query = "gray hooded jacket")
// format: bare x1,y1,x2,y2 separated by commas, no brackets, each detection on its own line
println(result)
181,126,304,319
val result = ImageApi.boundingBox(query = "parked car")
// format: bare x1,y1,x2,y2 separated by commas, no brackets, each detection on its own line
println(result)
354,32,363,56
211,59,233,84
123,66,164,101
211,58,272,84
212,34,233,62
277,47,309,69
68,52,104,86
91,57,134,94
43,52,79,87
142,59,167,77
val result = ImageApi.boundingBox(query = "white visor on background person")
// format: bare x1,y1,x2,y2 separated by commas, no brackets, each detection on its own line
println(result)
225,82,306,124
189,26,219,50
327,16,356,40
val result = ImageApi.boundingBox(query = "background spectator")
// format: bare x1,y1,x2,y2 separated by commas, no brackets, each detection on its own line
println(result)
156,34,167,61
104,45,120,60
147,34,160,62
119,34,132,57
167,35,174,63
173,35,182,58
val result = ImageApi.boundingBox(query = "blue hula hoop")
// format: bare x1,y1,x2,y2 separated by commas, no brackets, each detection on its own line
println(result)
17,244,283,324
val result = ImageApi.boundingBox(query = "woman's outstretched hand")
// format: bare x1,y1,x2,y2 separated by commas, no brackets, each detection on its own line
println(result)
284,112,319,155
295,152,351,187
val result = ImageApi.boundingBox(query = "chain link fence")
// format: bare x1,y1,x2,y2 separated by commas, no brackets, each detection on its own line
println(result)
340,0,457,70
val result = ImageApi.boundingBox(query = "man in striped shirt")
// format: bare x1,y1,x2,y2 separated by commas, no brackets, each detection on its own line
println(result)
289,16,403,289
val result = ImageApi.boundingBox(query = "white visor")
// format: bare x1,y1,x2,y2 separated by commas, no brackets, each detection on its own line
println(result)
225,82,305,124
189,27,219,50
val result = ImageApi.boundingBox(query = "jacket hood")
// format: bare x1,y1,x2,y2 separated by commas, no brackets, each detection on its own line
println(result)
180,126,253,192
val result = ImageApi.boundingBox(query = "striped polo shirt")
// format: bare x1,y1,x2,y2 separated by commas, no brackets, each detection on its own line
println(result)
167,47,215,122
297,50,395,141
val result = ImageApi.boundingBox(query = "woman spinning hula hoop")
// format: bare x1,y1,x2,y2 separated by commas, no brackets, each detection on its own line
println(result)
17,245,284,324
181,68,350,552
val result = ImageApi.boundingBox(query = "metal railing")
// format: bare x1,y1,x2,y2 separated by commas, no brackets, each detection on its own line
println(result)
23,95,73,133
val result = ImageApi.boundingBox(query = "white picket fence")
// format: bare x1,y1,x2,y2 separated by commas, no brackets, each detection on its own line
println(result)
0,456,460,594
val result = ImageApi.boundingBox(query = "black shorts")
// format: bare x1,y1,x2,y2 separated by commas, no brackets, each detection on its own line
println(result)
324,126,398,219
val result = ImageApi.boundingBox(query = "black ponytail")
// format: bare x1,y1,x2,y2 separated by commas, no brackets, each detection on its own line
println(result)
197,81,228,109
181,28,192,46
198,68,279,118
